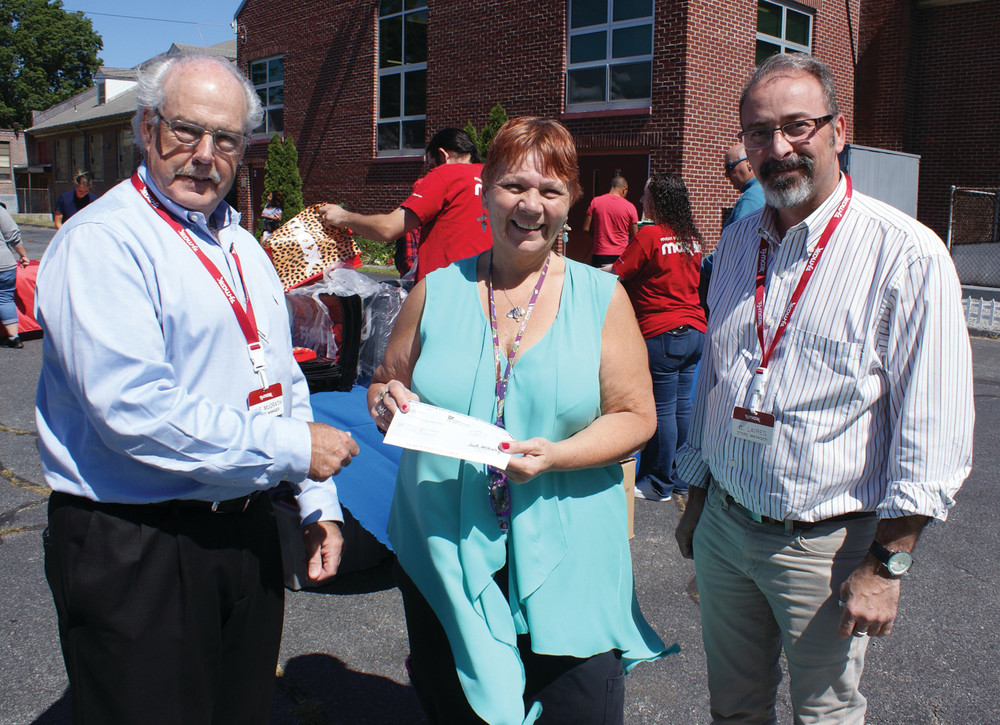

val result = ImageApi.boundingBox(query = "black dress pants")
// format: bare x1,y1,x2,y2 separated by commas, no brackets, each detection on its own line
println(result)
43,492,285,725
395,562,625,724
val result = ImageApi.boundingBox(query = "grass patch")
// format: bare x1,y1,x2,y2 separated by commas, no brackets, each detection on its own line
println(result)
353,235,395,267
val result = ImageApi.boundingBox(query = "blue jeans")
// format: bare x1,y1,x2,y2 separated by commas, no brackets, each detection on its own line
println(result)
0,267,17,325
637,326,704,495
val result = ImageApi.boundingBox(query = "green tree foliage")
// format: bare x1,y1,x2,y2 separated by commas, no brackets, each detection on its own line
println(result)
465,103,509,159
258,134,304,238
0,0,103,129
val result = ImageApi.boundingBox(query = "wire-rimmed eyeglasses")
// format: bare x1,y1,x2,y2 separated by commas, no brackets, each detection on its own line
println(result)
738,115,835,151
155,111,249,155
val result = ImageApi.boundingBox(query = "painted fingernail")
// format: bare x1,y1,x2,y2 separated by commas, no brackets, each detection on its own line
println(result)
500,442,510,450
401,404,409,412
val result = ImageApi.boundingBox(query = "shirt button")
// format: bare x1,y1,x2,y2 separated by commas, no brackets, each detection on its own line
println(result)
765,317,776,326
728,460,737,467
779,269,790,279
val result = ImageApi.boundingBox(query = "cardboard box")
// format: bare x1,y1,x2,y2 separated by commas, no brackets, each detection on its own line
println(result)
622,457,636,540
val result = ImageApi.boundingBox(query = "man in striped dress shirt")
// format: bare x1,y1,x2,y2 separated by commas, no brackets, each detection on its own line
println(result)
674,53,974,724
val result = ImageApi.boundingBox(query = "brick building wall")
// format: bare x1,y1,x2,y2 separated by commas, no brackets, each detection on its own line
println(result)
855,0,999,240
236,0,859,250
910,0,1000,239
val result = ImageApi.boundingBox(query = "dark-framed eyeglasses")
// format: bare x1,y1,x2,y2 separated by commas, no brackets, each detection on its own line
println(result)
486,465,511,532
155,111,249,154
738,115,835,151
724,157,747,173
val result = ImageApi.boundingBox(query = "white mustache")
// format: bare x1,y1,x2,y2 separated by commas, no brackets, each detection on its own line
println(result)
177,164,221,184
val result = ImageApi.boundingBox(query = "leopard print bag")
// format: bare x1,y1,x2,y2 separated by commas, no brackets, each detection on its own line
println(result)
261,204,362,290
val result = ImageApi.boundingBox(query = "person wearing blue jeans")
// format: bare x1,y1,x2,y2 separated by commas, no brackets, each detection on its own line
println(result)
638,326,703,497
0,205,30,348
611,172,708,502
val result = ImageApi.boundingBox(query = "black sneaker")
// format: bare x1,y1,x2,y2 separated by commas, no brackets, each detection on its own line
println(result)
4,336,22,348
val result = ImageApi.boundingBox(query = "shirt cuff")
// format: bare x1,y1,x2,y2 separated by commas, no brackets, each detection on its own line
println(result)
674,444,712,489
877,478,962,522
270,416,313,483
294,478,344,527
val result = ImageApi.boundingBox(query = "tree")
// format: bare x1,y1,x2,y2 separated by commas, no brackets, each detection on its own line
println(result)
257,134,304,238
464,103,509,159
0,0,103,129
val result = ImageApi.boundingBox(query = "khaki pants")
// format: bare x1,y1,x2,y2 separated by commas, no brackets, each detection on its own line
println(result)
693,482,877,724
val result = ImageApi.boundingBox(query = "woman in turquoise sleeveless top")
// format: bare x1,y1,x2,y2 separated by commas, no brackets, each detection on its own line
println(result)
369,118,674,725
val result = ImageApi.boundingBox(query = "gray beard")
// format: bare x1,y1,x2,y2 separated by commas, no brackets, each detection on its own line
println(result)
762,175,814,208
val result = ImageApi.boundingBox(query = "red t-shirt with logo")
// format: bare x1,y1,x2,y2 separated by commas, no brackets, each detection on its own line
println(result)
402,163,492,281
587,193,638,257
613,223,706,338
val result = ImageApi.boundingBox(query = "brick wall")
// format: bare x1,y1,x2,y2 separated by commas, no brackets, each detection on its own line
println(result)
910,0,1000,239
236,0,859,244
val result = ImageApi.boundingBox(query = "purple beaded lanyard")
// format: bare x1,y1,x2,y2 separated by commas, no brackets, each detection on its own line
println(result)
485,250,551,532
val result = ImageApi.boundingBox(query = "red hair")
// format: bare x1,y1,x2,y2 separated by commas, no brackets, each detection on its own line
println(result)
482,117,582,203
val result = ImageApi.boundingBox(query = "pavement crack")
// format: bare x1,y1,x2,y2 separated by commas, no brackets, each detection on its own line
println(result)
0,424,34,435
1,468,50,497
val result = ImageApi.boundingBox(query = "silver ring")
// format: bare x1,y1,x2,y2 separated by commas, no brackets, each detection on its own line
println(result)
853,629,868,637
377,403,388,417
377,389,388,402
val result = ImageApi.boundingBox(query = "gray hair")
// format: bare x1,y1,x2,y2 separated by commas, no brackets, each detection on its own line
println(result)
739,53,840,120
131,51,264,156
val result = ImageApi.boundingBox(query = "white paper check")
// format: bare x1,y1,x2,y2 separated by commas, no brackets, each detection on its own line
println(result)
383,400,514,468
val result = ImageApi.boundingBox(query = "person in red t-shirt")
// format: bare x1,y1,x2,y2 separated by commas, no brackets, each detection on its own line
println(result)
320,128,492,281
583,176,638,266
612,172,706,502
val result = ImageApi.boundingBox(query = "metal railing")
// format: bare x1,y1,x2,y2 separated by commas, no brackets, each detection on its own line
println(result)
15,188,52,215
963,296,1000,335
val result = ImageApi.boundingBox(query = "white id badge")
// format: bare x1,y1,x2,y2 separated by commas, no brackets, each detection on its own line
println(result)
248,382,284,417
731,406,775,445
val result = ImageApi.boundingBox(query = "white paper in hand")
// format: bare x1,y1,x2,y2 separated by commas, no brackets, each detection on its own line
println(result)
383,400,514,468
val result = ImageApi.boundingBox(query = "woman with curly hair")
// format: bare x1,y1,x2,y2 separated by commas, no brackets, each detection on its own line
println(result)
612,172,706,502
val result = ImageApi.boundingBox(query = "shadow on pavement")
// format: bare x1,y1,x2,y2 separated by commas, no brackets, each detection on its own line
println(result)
273,652,425,725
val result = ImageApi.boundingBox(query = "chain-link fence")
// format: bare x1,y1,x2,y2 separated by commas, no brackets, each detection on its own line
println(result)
948,186,1000,287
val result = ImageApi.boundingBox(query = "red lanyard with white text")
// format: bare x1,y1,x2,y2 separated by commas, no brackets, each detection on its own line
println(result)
747,175,852,412
130,173,269,388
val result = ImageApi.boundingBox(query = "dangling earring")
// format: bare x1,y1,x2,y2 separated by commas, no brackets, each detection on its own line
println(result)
478,213,488,232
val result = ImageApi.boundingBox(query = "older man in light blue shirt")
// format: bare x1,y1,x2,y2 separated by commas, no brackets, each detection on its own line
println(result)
36,51,358,725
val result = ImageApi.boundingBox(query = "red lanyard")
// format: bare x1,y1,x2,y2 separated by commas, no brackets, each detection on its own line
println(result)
130,173,267,376
754,175,852,370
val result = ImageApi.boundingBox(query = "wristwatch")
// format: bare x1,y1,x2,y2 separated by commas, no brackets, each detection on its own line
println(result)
869,541,913,577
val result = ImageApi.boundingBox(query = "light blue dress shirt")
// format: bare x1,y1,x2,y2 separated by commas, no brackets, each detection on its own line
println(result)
35,164,342,524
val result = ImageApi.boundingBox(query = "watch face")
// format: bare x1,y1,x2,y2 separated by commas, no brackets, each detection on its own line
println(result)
887,551,913,575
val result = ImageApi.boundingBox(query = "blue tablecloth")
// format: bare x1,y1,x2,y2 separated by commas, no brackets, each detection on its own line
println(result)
310,386,399,548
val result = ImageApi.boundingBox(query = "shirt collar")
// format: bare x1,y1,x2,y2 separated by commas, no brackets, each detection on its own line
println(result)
137,162,239,236
740,177,758,194
756,173,847,250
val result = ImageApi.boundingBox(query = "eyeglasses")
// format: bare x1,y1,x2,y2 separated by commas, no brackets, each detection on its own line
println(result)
724,157,747,173
155,111,248,154
486,465,511,532
738,115,835,151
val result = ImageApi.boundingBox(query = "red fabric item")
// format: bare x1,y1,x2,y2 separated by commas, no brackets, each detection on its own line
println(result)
293,347,318,363
401,163,492,281
613,223,706,339
586,193,638,257
14,260,40,335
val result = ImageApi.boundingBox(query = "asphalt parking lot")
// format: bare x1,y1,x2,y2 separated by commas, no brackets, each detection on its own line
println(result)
2,225,999,723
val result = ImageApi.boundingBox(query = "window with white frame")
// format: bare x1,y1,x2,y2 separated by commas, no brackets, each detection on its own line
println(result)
250,56,284,135
377,0,427,155
0,142,10,180
756,0,812,65
566,0,653,111
72,136,85,176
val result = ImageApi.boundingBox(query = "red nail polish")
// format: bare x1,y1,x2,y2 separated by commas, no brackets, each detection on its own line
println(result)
500,442,510,450
401,404,408,412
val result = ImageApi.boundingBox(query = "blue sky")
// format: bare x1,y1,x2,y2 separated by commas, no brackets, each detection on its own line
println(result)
60,1,241,69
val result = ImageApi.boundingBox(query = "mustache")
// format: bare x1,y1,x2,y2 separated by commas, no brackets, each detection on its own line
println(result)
759,154,814,181
176,164,222,184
